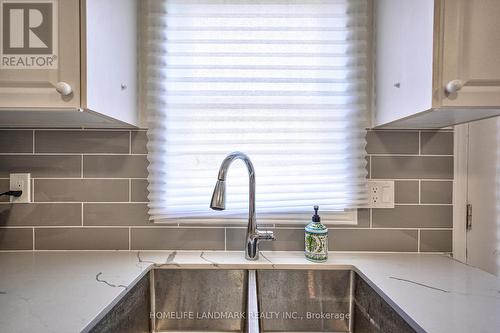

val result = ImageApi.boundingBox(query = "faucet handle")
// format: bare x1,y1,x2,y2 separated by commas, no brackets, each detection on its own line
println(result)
246,229,275,260
257,230,276,241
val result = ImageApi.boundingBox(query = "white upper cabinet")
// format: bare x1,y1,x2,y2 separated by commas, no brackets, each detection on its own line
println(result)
375,0,500,128
0,0,138,128
441,0,500,108
0,0,80,109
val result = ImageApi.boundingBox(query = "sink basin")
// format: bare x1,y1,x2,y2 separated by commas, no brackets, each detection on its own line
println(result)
86,269,247,333
86,268,418,333
256,270,417,333
256,270,351,332
154,269,247,332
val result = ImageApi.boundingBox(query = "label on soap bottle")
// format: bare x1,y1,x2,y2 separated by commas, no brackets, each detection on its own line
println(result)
305,227,328,262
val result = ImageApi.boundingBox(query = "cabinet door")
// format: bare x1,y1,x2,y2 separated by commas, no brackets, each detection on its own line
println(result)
83,0,138,126
374,0,435,126
0,0,80,108
441,0,500,107
465,117,500,276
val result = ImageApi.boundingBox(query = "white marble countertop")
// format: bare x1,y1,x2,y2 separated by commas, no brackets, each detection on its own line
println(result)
0,251,499,333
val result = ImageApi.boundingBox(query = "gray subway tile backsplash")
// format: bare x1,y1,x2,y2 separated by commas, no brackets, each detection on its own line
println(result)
130,179,149,202
35,228,129,250
0,179,8,202
225,228,246,250
131,227,225,250
356,208,370,228
34,179,129,202
366,131,419,154
419,230,452,252
0,203,81,226
371,156,453,179
131,131,148,154
226,227,307,251
0,155,81,178
226,227,246,251
83,155,148,178
260,229,305,251
330,229,418,252
421,181,453,204
0,228,33,250
83,203,149,226
0,130,33,153
394,181,419,204
35,130,129,153
420,131,453,155
335,208,370,228
372,205,452,228
0,129,453,252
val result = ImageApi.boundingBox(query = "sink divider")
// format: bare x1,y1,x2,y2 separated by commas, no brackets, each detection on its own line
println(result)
247,270,260,333
149,270,156,332
348,271,355,332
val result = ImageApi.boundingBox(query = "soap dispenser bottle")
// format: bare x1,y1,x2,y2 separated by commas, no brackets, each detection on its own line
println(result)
305,205,328,262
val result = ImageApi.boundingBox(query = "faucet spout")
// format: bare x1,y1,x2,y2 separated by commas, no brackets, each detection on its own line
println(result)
210,152,275,260
210,180,226,210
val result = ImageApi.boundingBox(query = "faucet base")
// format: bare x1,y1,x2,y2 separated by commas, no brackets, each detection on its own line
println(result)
245,230,276,260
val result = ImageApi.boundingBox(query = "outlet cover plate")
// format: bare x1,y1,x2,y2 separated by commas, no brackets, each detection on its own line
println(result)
367,180,394,208
9,173,31,203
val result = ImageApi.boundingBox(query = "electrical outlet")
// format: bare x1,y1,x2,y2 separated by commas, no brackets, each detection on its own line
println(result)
367,180,394,208
9,173,31,203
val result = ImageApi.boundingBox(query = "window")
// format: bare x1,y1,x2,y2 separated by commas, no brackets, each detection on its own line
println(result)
144,0,370,223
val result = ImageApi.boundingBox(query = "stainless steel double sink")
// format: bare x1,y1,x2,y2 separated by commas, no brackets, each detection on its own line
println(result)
87,269,420,333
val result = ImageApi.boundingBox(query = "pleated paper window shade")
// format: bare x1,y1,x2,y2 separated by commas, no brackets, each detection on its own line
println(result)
143,0,370,223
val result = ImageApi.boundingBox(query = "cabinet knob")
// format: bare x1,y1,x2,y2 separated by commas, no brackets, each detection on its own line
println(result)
55,82,73,96
445,80,464,94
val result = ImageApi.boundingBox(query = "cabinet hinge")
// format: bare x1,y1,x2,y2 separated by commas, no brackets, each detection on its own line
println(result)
466,204,472,231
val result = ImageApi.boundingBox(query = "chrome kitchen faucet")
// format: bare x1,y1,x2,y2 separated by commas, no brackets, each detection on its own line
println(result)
210,152,275,260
